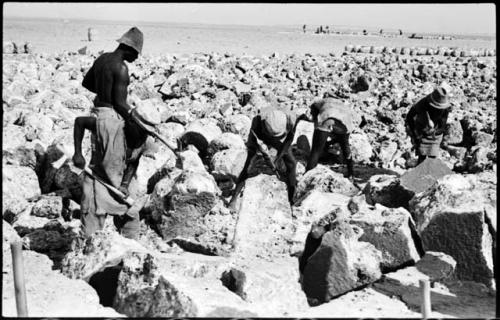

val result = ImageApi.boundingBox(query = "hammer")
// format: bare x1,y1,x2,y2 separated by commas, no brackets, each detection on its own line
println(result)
51,145,135,206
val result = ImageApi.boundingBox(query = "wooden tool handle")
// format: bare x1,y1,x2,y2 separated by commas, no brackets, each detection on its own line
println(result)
11,241,28,317
83,167,135,206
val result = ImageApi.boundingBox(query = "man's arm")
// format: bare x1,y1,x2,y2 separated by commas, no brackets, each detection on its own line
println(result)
112,63,135,120
237,119,259,184
306,129,329,172
82,66,96,93
73,116,96,168
339,133,354,178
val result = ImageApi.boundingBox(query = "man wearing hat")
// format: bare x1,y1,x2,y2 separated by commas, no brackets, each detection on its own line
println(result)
406,82,452,164
236,107,299,203
72,27,158,238
302,98,355,179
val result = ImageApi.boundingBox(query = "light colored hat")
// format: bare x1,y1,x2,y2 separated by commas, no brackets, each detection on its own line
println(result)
117,27,143,54
261,107,287,138
427,82,451,109
134,100,160,131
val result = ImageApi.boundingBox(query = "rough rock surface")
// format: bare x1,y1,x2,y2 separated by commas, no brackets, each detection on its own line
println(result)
295,164,359,202
114,252,258,317
3,222,122,317
232,174,295,259
221,257,309,316
400,158,453,194
409,174,495,287
348,204,421,271
302,222,383,305
293,287,420,318
415,251,457,282
60,227,148,281
363,174,413,209
373,266,496,318
3,165,41,222
291,190,351,255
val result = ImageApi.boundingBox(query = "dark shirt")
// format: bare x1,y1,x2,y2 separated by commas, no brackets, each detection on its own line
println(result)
406,96,450,138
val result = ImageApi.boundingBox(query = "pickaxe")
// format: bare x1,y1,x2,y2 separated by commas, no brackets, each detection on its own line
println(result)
51,145,135,206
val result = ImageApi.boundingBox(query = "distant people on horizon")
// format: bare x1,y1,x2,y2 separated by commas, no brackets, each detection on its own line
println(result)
399,29,403,36
303,24,307,33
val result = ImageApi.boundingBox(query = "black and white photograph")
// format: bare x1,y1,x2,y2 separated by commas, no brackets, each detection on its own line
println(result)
2,2,497,318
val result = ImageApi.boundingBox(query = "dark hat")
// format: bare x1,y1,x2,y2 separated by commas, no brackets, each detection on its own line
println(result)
117,27,143,54
427,83,451,109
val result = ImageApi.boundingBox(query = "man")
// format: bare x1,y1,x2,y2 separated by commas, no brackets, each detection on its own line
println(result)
301,98,355,180
72,27,157,239
235,107,299,203
406,82,452,164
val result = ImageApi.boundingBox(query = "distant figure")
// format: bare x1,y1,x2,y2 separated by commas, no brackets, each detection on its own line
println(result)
88,28,95,42
399,29,403,36
405,82,452,164
303,24,307,33
319,25,324,34
325,26,330,34
379,29,383,35
363,29,368,36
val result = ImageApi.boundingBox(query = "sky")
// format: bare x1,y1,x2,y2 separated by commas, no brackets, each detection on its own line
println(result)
3,3,496,35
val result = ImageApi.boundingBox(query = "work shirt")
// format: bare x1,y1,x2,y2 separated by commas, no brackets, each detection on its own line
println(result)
405,96,450,139
310,98,355,134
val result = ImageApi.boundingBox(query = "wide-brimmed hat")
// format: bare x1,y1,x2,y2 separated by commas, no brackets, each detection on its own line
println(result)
134,100,160,132
261,107,287,138
427,82,451,109
117,27,143,54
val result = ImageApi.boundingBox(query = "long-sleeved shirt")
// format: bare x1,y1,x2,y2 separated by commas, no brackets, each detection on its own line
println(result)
405,96,450,139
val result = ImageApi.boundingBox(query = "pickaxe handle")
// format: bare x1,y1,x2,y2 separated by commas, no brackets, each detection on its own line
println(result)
80,166,135,207
130,114,179,156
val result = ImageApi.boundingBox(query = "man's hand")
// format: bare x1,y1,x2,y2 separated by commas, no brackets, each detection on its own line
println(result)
72,153,86,169
118,185,130,198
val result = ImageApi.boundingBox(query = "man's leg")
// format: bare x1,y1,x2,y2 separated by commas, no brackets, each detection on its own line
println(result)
306,129,329,171
418,155,427,164
338,133,354,178
81,212,106,237
282,151,298,204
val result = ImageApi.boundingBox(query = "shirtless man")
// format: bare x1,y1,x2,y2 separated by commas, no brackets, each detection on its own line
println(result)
72,27,155,239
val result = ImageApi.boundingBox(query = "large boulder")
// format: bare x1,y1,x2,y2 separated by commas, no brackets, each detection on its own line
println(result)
363,174,414,209
373,266,496,318
114,252,257,317
302,221,383,305
291,190,351,255
220,257,309,316
206,132,246,157
409,174,495,287
349,131,373,163
146,170,230,255
210,148,247,183
400,158,453,194
221,114,252,139
293,287,420,318
295,164,359,202
30,195,63,219
159,64,216,98
415,251,457,282
60,227,148,281
156,122,185,148
3,165,41,222
231,174,294,259
181,119,222,156
2,223,122,317
348,203,421,271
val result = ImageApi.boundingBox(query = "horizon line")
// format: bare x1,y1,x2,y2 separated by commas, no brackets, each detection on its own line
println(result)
3,15,496,37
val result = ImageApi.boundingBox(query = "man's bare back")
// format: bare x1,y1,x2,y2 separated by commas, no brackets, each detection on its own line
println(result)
82,49,136,120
